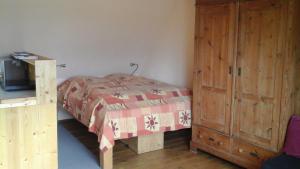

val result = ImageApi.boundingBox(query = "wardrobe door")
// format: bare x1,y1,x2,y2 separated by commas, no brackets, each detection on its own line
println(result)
193,0,236,134
234,0,286,150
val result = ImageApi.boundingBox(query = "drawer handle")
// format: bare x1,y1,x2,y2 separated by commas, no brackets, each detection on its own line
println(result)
229,66,232,75
208,137,215,142
249,152,260,159
238,67,242,76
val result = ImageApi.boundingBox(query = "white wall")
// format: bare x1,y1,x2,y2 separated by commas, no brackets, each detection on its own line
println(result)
19,0,195,87
0,0,22,57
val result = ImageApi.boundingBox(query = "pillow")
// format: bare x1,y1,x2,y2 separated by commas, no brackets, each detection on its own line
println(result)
283,115,300,158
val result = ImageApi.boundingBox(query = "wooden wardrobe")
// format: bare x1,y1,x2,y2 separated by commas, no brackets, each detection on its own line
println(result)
191,0,300,168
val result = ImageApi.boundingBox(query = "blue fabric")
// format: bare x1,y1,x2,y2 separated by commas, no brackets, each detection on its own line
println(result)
262,154,300,169
58,124,100,169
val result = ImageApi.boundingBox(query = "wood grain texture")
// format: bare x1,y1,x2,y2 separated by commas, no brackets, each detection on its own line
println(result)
193,0,299,168
61,119,241,169
231,139,275,164
197,0,237,6
191,140,272,169
193,1,236,135
121,133,164,154
100,149,113,169
0,55,57,169
234,0,285,151
35,59,57,105
192,126,276,169
0,98,37,109
293,0,300,115
0,104,57,169
278,0,300,149
192,125,231,153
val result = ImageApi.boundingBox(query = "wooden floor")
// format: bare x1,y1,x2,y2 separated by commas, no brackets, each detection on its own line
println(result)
61,120,242,169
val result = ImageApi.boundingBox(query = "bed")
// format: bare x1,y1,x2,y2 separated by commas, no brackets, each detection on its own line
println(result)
57,74,192,169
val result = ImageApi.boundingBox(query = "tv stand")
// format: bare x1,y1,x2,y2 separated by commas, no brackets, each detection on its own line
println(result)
0,54,58,169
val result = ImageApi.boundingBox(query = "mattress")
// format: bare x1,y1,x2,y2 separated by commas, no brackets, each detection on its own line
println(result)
58,74,192,151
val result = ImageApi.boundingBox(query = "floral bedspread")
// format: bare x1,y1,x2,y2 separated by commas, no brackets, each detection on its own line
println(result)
58,74,192,151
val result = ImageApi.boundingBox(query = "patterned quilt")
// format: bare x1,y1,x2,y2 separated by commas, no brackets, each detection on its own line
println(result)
58,74,192,151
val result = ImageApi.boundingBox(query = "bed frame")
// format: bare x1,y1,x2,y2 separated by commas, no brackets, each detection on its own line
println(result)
99,132,164,169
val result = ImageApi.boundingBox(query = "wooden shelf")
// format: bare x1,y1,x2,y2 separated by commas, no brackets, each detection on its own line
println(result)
0,88,36,100
21,55,52,65
0,88,37,108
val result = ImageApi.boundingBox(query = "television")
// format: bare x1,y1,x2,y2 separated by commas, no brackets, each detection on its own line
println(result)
0,57,35,91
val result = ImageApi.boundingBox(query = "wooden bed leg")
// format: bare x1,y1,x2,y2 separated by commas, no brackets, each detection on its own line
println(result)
100,148,113,169
121,132,164,154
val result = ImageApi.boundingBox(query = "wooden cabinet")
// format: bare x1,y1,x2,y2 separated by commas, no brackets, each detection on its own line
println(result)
0,55,57,169
192,0,300,168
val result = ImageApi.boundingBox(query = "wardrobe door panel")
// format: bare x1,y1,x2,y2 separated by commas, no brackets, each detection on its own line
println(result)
193,1,236,134
234,0,286,150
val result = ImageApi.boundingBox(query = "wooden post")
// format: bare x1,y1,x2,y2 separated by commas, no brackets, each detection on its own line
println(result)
121,133,164,154
99,148,113,169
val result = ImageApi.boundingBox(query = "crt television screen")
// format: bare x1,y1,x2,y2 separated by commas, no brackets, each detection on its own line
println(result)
4,60,29,85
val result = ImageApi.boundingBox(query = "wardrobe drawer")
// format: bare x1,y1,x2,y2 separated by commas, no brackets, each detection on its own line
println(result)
192,126,230,152
232,139,275,163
